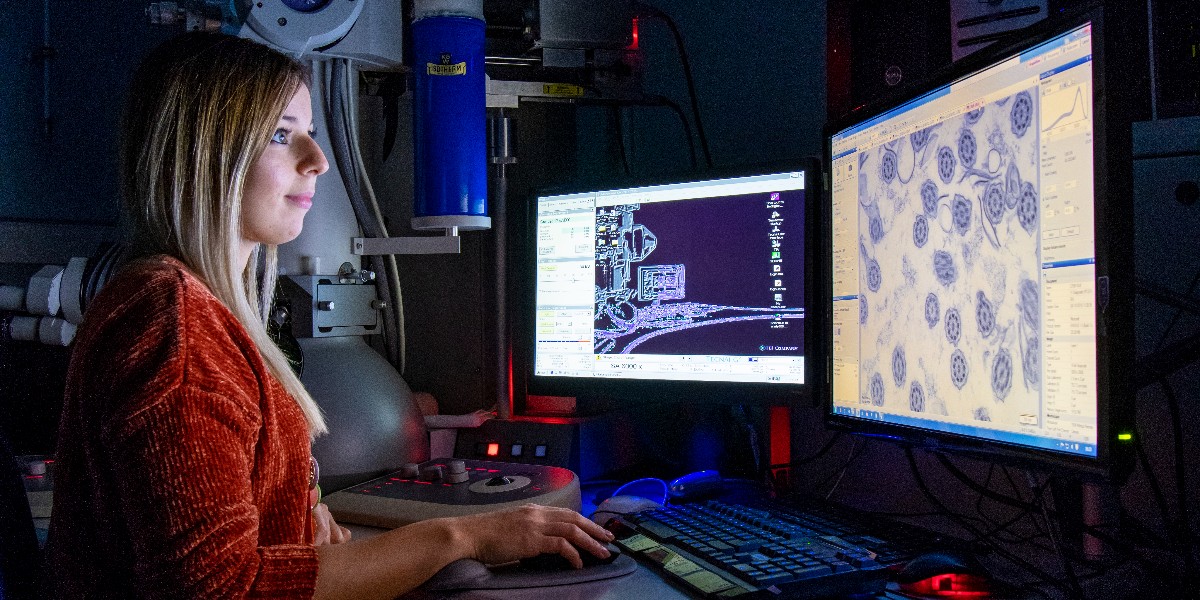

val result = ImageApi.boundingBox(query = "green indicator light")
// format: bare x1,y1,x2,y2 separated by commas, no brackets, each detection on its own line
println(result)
1118,433,1133,441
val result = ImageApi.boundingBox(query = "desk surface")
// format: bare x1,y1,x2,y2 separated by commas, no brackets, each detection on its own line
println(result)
346,524,692,600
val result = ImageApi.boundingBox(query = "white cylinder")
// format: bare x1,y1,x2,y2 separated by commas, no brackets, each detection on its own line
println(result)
27,265,64,317
0,286,24,311
38,317,77,346
61,256,89,324
9,316,40,341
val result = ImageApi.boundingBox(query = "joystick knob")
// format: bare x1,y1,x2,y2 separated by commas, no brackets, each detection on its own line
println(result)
400,463,421,479
485,475,515,487
420,465,445,482
445,460,470,484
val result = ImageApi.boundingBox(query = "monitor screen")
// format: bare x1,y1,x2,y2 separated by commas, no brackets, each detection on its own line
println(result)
531,167,810,392
825,14,1129,470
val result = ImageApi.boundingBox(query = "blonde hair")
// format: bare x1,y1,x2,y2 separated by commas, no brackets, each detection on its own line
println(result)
120,31,327,436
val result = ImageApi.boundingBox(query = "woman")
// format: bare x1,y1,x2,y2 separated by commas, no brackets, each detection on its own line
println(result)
46,31,612,599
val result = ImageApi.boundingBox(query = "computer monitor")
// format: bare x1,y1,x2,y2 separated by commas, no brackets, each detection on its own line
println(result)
521,163,817,412
822,8,1134,476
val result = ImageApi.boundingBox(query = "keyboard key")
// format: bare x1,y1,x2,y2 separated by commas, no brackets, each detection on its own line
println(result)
639,522,682,540
617,499,902,600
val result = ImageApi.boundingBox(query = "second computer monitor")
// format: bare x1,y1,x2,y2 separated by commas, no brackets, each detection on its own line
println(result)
530,165,813,405
825,10,1133,475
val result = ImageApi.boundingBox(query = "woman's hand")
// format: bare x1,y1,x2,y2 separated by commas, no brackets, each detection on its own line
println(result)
454,504,615,568
312,503,352,546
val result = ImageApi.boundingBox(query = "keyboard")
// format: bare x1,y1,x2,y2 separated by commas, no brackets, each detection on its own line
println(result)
606,499,948,599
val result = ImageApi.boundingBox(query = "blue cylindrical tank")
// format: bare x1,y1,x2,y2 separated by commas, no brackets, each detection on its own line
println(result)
412,1,489,231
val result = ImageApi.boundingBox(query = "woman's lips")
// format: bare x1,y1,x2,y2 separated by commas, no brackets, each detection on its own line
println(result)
287,194,313,209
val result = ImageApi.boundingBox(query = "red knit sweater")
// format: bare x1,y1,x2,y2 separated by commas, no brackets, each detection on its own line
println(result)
47,256,319,599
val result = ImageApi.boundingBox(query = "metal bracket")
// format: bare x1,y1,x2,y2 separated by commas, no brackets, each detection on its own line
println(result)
352,234,462,255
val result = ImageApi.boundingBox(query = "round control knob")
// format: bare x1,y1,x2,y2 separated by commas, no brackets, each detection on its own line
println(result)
445,460,470,484
485,475,515,487
400,463,420,479
421,465,445,482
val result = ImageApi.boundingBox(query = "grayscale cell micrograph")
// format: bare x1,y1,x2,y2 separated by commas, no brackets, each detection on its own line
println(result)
856,87,1042,425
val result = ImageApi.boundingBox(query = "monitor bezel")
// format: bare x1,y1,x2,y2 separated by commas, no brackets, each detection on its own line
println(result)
819,5,1135,479
515,159,822,416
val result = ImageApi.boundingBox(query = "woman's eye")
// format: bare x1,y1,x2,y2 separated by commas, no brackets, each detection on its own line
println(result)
271,129,289,144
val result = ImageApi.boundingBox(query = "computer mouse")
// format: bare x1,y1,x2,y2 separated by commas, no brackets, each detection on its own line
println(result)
896,550,992,596
519,542,622,571
423,544,636,592
590,494,663,526
668,470,724,500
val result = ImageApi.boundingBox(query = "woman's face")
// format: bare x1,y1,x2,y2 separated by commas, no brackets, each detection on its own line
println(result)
240,84,328,257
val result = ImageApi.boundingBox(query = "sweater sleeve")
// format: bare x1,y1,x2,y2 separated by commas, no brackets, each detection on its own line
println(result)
102,384,318,599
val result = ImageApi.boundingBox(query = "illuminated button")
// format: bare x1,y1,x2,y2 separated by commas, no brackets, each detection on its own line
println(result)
486,443,500,457
534,444,548,458
511,444,524,457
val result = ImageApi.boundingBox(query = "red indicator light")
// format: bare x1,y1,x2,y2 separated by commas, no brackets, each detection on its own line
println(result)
415,480,432,485
487,469,500,473
24,475,43,480
486,443,500,456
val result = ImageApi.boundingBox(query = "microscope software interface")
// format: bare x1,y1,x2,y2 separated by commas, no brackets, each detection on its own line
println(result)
534,171,808,385
828,22,1100,457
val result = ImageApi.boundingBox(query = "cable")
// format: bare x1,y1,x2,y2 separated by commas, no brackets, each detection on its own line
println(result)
813,437,867,499
768,431,844,471
1161,379,1197,577
577,95,698,171
1149,269,1200,354
824,437,857,500
905,448,1074,595
633,2,713,169
937,449,1181,581
643,95,697,170
344,62,407,374
609,105,631,176
326,59,403,370
1026,471,1085,599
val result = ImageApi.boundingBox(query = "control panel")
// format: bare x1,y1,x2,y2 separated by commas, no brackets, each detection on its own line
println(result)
323,458,581,529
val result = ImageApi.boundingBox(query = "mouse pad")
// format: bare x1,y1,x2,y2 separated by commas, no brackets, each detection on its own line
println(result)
423,554,637,591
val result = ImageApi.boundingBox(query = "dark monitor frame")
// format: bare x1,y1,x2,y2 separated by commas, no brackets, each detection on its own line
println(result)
818,5,1135,479
513,159,822,416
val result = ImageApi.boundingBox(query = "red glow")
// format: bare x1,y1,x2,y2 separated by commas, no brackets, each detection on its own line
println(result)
24,475,44,480
414,480,432,485
518,415,576,425
628,17,639,50
769,406,791,467
506,346,514,417
901,573,991,597
486,443,500,456
487,469,500,473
